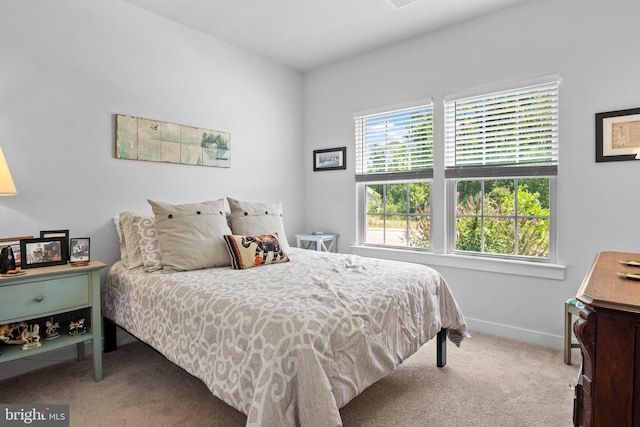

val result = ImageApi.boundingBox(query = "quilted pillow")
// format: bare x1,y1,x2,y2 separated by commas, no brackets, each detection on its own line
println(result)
226,197,290,250
224,234,289,270
132,215,163,272
118,211,151,268
148,199,231,272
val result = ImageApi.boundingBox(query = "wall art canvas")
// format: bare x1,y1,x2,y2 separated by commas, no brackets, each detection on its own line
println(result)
115,114,230,168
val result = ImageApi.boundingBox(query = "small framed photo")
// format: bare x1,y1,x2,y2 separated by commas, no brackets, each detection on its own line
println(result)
596,107,640,162
0,236,33,267
40,230,70,261
20,237,68,268
313,147,346,171
70,238,90,264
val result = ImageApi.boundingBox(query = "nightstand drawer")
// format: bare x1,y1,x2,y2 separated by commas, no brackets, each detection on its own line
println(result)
0,275,90,322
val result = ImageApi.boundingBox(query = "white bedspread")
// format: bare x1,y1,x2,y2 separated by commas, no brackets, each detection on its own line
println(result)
102,248,467,427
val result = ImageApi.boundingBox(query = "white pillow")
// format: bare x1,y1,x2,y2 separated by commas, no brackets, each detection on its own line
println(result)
148,199,231,272
226,197,290,250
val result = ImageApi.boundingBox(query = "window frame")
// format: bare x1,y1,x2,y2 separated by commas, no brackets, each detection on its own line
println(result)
355,99,435,251
358,179,432,250
444,77,559,262
446,175,557,262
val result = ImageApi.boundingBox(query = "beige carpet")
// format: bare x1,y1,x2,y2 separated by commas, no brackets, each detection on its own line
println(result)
0,331,580,426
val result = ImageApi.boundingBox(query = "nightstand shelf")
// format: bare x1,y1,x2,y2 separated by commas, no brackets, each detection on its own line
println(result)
0,331,93,363
0,261,106,381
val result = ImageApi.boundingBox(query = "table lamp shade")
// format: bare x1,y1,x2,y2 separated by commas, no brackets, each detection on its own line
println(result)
0,146,17,196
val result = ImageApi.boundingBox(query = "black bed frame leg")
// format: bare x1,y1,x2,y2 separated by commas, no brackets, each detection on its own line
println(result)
103,317,117,353
436,328,447,367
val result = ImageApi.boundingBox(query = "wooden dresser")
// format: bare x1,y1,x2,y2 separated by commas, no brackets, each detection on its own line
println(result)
574,251,640,427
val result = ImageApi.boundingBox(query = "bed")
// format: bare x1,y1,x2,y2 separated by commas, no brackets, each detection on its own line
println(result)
102,198,468,427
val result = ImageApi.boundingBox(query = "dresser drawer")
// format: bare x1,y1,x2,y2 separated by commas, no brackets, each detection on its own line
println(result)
0,274,90,322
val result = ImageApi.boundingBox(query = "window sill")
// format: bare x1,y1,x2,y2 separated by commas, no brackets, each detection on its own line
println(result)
351,245,566,280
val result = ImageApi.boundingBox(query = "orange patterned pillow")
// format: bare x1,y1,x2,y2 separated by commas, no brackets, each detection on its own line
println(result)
223,234,289,270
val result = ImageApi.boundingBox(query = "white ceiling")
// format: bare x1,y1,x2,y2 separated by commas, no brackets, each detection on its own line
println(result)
124,0,531,72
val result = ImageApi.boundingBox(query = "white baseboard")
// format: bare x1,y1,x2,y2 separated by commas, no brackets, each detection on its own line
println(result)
0,326,137,381
465,317,564,351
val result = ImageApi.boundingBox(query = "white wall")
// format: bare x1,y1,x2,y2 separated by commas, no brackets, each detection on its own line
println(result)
303,0,640,348
2,0,638,372
0,0,304,379
0,0,304,270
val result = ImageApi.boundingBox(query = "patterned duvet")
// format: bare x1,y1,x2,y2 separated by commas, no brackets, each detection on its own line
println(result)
102,248,467,427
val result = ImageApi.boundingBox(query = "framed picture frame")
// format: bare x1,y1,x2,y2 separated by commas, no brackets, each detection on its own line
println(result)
69,237,90,264
596,107,640,162
313,147,346,171
0,236,33,267
40,230,70,261
20,237,68,268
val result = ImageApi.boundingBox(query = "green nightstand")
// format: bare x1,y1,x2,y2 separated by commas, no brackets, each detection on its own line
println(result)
0,261,106,381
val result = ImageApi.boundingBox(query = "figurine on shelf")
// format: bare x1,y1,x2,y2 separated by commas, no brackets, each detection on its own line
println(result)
20,323,41,350
68,318,86,336
0,323,11,343
45,317,60,340
1,322,29,345
0,322,42,349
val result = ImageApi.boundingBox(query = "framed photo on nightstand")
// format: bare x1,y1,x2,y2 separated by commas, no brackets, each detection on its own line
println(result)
40,229,70,261
20,237,68,268
0,236,33,267
70,237,90,264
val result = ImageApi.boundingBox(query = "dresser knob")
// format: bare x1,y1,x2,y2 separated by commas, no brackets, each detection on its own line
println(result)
34,295,44,302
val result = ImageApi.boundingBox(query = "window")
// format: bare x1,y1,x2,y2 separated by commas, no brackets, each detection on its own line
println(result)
353,77,559,264
445,80,559,260
355,102,433,249
453,178,552,257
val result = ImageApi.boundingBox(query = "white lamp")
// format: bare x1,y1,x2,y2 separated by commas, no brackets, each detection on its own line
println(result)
0,146,17,196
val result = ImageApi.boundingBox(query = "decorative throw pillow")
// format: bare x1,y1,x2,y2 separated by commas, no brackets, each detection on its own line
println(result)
226,197,290,250
119,211,149,269
224,234,289,270
148,199,231,272
132,215,163,272
116,214,128,265
118,212,132,267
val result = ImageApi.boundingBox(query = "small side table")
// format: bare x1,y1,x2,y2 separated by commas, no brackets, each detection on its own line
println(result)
0,260,106,381
296,234,338,252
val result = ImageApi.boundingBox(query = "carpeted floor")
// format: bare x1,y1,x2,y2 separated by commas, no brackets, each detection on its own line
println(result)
0,331,580,426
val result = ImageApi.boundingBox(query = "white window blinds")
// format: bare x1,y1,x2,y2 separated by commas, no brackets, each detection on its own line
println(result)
444,80,559,178
355,103,433,182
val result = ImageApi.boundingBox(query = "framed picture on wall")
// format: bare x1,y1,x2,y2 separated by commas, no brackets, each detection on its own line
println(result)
596,107,640,162
313,147,346,171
